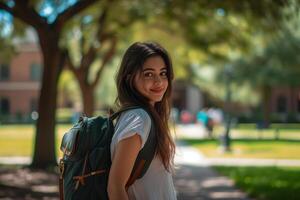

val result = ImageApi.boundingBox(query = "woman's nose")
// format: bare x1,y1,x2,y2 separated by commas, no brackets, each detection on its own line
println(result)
153,75,162,84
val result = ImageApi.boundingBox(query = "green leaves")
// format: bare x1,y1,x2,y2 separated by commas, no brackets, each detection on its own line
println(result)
231,0,300,88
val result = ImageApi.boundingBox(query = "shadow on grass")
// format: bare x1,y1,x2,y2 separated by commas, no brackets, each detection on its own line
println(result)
2,163,298,200
0,165,59,200
0,163,250,200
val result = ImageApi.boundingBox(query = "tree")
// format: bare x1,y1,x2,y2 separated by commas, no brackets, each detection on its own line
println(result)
64,3,117,116
0,0,100,168
231,0,300,125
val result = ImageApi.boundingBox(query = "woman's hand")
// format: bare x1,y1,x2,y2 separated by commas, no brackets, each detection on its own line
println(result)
107,134,142,200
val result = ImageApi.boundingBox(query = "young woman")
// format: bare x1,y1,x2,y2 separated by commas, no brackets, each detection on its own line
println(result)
108,42,177,200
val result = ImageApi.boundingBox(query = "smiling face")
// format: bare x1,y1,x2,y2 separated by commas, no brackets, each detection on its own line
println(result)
133,56,169,106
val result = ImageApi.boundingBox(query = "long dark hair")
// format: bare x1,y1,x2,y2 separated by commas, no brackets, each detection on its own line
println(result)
115,42,175,171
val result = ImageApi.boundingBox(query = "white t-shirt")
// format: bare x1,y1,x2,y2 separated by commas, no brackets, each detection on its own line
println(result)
110,108,177,200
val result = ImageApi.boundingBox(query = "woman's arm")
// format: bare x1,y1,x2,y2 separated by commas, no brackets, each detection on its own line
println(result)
107,134,142,200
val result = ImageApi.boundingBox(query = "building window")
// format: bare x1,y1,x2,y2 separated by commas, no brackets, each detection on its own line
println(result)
30,63,42,81
276,95,287,113
0,98,10,115
0,63,9,81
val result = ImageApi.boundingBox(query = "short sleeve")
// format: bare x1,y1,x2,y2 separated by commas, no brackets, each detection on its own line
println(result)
111,108,151,152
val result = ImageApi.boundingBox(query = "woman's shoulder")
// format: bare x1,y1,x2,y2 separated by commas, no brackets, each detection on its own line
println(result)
120,108,151,123
112,108,152,149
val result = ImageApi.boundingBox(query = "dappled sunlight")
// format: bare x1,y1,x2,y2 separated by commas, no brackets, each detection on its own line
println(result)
31,185,58,193
174,141,252,199
209,191,248,199
201,177,234,188
0,167,59,199
0,168,58,187
174,164,251,200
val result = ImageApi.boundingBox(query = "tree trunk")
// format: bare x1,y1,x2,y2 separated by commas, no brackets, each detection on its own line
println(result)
31,32,62,168
81,84,95,117
0,0,101,169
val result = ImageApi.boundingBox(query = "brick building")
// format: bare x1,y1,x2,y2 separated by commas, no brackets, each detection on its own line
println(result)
269,86,300,121
0,42,42,122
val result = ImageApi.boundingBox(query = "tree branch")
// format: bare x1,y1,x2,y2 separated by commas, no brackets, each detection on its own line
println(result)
57,49,68,79
65,48,87,84
64,49,77,73
81,46,97,70
80,23,85,57
0,2,13,14
95,7,108,41
54,0,100,31
0,1,46,28
95,0,117,42
92,36,117,88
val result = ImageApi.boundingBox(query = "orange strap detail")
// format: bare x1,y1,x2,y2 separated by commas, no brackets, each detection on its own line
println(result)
73,169,106,189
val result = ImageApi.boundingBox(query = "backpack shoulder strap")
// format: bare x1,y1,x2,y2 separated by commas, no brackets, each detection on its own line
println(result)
125,108,157,187
109,106,157,187
109,106,140,121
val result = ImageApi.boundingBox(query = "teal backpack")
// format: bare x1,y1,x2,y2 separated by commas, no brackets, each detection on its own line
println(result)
59,107,157,200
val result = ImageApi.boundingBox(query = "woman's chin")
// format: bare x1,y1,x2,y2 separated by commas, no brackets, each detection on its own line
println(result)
151,98,163,104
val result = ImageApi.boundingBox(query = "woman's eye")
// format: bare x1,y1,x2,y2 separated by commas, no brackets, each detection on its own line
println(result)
142,71,168,79
144,72,153,77
161,72,168,77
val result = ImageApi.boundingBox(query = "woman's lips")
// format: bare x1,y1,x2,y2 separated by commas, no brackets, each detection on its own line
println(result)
150,88,165,93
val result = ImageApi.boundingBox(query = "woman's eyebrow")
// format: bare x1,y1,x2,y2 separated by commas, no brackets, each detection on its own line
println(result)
142,67,167,72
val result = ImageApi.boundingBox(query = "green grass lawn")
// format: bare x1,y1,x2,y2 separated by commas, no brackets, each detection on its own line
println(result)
230,123,300,140
237,123,300,130
215,166,300,200
1,124,300,160
230,128,300,140
182,138,300,159
0,124,70,157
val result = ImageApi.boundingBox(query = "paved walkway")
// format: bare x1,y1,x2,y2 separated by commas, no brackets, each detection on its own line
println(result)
174,142,253,200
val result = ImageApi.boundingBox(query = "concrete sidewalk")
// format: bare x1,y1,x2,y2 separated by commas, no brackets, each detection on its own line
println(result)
174,142,253,200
